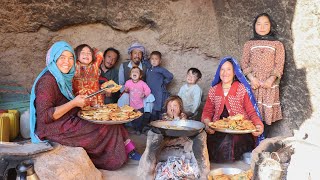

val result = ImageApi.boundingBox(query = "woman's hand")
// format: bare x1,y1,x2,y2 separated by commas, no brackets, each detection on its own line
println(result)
247,73,260,90
250,77,260,90
260,76,276,89
252,124,264,136
203,119,215,134
72,95,87,108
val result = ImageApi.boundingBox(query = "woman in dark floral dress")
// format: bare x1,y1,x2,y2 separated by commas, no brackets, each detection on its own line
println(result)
29,41,140,170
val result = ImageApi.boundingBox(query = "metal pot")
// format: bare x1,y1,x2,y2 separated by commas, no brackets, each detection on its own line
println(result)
16,159,39,180
150,120,205,137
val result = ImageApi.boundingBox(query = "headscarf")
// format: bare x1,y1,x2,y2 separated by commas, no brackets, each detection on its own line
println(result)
127,42,145,55
211,56,265,144
251,13,278,41
29,41,76,143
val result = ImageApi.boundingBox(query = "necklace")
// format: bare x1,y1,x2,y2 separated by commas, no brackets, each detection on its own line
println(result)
222,83,231,89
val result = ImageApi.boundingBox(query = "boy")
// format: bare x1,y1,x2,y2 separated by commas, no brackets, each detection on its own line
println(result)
178,68,202,118
146,51,173,121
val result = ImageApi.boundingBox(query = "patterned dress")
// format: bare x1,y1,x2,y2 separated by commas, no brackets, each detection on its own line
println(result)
241,40,285,125
35,72,128,170
73,52,104,107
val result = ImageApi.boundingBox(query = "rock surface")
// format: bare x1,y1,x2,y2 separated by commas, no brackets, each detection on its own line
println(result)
0,0,319,138
34,144,102,180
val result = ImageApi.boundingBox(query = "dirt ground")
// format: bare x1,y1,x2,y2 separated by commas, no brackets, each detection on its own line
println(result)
100,132,250,179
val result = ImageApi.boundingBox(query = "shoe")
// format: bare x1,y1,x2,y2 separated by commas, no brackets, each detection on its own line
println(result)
129,150,142,161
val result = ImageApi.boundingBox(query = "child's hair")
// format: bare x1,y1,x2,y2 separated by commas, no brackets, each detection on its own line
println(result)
129,66,143,80
74,44,96,62
252,13,278,38
103,47,120,61
163,95,184,113
188,68,202,80
150,51,162,59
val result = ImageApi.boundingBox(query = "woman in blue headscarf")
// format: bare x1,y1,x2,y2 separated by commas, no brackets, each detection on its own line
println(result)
29,41,140,170
201,56,264,163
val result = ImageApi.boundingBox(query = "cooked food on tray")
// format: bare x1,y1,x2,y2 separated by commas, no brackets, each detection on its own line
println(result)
79,103,142,121
209,169,253,180
161,125,185,130
101,80,122,93
208,114,256,131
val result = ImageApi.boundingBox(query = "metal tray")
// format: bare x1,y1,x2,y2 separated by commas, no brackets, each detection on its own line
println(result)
211,127,256,134
150,120,205,137
77,111,139,125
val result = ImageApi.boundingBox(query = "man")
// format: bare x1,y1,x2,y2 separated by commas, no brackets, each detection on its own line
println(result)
99,47,120,104
118,42,150,88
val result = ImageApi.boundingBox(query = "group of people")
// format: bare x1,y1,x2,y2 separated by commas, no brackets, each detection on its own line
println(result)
29,12,285,170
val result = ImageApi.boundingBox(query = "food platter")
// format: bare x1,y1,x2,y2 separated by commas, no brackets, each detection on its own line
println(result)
77,104,142,125
207,168,253,180
208,114,257,134
77,111,139,124
211,127,256,134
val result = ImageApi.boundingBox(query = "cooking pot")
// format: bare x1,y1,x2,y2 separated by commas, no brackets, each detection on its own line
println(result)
150,120,205,137
16,159,39,180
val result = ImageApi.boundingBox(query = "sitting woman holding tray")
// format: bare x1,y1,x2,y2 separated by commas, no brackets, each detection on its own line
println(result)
29,41,141,171
201,56,264,163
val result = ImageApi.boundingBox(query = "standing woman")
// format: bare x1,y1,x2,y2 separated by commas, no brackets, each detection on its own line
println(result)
29,41,139,170
240,13,285,136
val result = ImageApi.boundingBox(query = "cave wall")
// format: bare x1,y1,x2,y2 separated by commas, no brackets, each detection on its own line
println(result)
1,0,319,137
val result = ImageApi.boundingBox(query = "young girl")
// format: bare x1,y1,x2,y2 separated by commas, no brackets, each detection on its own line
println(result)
72,44,141,160
240,13,285,132
72,44,105,107
146,51,173,120
124,67,151,133
161,95,187,121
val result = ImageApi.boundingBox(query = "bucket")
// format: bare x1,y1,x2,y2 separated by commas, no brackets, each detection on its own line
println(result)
0,115,10,142
242,152,252,165
0,111,20,141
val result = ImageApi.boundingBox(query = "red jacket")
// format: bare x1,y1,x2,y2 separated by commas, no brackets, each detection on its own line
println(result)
201,81,263,126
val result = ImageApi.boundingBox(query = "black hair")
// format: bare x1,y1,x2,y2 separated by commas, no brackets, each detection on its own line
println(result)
150,51,162,59
187,67,202,79
251,13,278,40
103,47,120,61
